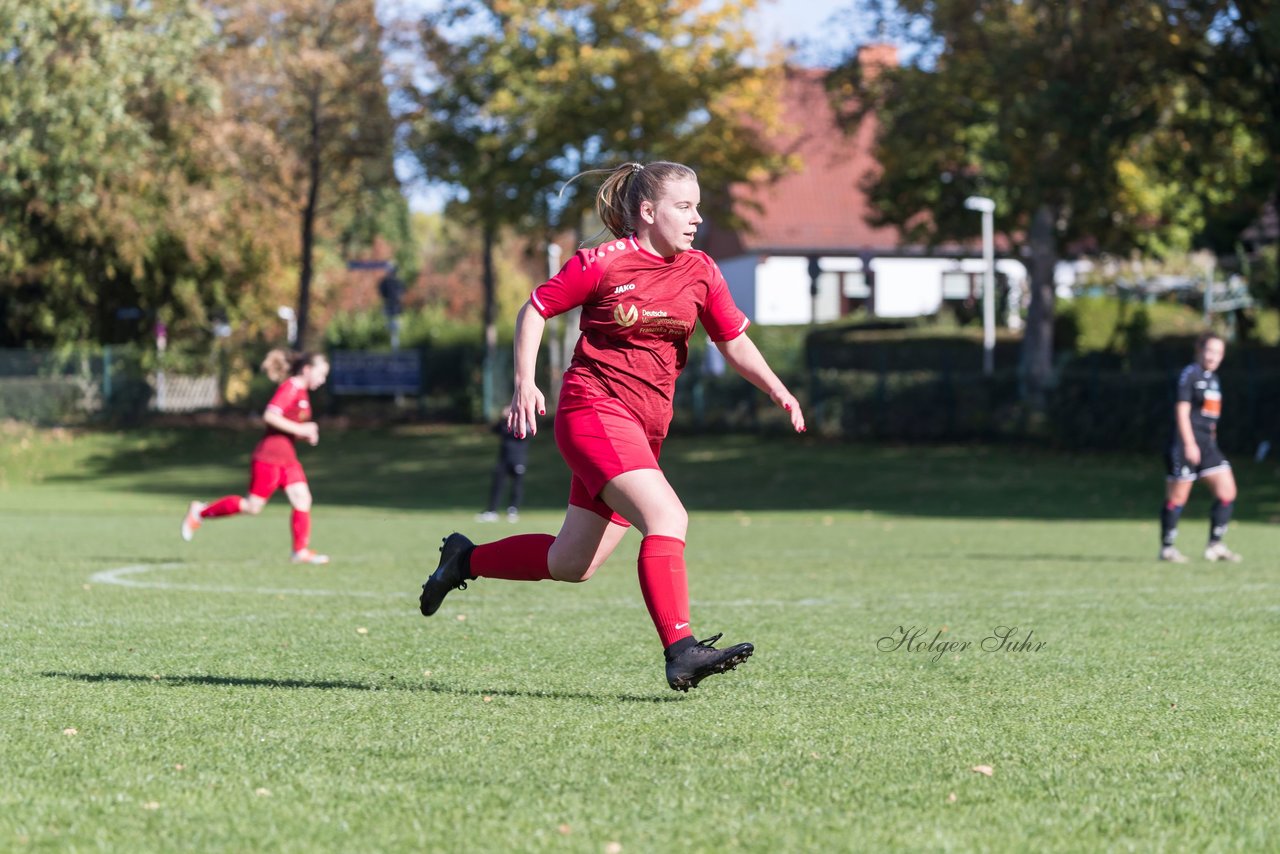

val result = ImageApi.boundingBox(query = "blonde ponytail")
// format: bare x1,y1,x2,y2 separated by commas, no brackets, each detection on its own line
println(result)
260,349,292,384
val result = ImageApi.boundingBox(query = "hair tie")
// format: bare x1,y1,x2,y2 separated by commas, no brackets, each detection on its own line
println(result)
632,163,644,174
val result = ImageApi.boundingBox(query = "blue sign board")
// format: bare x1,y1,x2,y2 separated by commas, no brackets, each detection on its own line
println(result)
330,350,421,395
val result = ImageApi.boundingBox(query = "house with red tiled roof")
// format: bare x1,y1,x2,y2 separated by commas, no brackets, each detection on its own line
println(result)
702,47,1028,325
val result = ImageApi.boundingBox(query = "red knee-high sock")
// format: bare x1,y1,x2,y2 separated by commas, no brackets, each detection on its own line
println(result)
638,535,692,648
291,509,310,553
469,534,554,581
202,496,243,518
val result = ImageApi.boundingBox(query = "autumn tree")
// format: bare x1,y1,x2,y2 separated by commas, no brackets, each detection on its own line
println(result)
0,0,281,347
213,0,403,347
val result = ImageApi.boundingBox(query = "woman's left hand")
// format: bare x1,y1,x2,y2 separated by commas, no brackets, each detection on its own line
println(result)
771,390,806,433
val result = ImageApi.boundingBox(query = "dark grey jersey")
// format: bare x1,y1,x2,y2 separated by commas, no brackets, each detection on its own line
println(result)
1174,363,1221,442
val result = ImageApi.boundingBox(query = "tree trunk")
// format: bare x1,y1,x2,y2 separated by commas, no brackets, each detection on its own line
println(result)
1020,204,1059,410
296,91,323,349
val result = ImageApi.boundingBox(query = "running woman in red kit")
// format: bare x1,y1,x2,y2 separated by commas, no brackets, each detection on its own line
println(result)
418,161,806,691
181,349,332,565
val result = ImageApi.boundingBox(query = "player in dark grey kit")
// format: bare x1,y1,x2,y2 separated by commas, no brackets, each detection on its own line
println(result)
1159,332,1242,563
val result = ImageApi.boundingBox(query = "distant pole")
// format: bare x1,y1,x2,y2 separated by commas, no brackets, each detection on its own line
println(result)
965,196,996,375
154,322,168,412
807,256,822,327
547,242,563,407
378,270,404,352
1204,256,1214,324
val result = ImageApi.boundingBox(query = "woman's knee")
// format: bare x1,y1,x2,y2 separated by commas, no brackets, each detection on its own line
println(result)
548,550,600,582
243,497,266,515
285,485,313,512
550,564,597,583
601,473,688,538
1165,481,1192,505
661,504,689,537
634,503,687,539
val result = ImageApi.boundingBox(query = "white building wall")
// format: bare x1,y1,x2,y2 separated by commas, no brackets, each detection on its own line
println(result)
870,257,949,317
716,254,759,319
713,252,1030,324
755,257,816,324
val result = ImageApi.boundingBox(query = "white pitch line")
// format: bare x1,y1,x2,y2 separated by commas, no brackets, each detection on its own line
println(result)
89,563,397,599
89,564,1274,610
86,564,857,608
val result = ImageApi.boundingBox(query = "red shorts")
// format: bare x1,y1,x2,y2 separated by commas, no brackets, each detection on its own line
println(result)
554,395,662,526
249,459,307,499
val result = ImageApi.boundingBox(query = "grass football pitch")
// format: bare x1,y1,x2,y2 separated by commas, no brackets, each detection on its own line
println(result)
2,422,1279,851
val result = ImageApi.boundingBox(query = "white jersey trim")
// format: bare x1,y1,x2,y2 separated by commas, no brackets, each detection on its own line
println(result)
530,289,549,314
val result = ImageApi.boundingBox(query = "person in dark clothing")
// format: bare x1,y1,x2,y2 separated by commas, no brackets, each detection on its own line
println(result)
1159,331,1242,563
477,406,529,522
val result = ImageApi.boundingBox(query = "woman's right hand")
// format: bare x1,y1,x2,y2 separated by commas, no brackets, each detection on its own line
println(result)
1184,441,1201,466
509,382,546,438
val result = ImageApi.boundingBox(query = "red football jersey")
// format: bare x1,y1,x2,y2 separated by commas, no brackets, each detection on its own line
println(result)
531,237,749,439
252,378,312,464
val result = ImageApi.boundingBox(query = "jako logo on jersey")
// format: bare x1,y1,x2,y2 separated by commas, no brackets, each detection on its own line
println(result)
613,283,636,295
613,304,638,327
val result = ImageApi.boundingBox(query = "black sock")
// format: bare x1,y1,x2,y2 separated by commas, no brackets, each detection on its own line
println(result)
1160,502,1184,547
1209,500,1233,544
664,636,697,660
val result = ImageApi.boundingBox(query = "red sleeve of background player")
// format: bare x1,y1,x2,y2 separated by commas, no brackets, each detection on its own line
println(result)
529,249,604,318
698,260,750,342
265,380,302,418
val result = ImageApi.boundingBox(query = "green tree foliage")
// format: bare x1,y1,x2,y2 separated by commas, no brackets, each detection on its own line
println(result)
402,0,787,417
1170,1,1280,304
0,0,278,347
830,1,1264,406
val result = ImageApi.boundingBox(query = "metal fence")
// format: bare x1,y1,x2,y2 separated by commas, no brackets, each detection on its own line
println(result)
5,345,1278,454
0,347,219,424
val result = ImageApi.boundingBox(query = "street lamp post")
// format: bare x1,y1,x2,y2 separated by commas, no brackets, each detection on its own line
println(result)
277,306,298,347
964,196,996,376
547,242,564,408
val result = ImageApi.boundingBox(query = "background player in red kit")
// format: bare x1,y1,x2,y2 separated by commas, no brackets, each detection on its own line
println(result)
419,161,806,691
181,349,332,565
